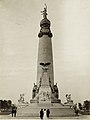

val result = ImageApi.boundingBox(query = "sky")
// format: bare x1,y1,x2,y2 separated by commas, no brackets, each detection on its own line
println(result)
0,0,90,105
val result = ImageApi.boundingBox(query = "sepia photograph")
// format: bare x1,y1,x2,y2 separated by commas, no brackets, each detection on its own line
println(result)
0,0,90,119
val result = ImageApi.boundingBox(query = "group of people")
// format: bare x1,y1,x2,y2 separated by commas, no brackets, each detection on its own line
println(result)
40,109,50,119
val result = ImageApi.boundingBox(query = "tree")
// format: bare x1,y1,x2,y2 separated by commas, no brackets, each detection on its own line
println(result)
7,100,12,109
83,100,90,110
0,99,12,111
78,103,82,110
3,100,7,110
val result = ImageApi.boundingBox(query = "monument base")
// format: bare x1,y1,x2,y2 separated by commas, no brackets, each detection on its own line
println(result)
17,102,75,117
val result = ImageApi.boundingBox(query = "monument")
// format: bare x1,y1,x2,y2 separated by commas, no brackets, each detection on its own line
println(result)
30,4,60,104
17,5,75,117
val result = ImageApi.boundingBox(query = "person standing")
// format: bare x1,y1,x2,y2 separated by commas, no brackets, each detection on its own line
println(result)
40,109,44,120
46,109,50,118
14,107,17,117
11,107,14,117
43,109,47,120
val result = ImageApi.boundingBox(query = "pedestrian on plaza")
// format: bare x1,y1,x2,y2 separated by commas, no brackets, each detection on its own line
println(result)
46,109,50,118
40,109,44,120
43,109,47,120
14,107,17,117
11,106,14,117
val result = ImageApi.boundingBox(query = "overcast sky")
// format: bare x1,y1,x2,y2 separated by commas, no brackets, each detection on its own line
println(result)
0,0,90,104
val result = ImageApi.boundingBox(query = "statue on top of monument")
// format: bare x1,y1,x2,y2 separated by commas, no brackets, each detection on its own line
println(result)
38,4,53,38
41,4,48,19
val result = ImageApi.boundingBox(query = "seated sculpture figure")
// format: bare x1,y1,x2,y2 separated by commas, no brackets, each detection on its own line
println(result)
66,94,71,102
64,94,73,105
18,94,25,103
18,94,29,107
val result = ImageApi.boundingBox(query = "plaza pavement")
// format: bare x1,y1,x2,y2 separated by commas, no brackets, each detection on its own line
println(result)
0,114,90,120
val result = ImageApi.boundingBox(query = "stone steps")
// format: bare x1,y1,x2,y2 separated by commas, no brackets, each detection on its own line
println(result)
17,103,75,117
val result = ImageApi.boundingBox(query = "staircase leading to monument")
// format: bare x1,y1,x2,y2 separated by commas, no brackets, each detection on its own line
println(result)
17,103,75,117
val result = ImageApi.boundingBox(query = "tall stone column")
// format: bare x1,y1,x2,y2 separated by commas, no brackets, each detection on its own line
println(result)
31,5,60,103
37,6,54,88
